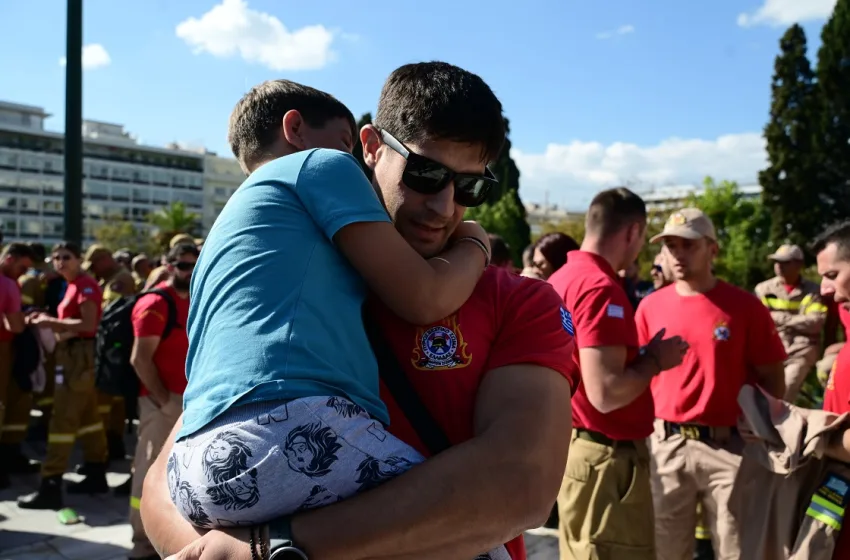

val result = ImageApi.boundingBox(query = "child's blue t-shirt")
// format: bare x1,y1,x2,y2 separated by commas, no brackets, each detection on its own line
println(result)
178,149,392,439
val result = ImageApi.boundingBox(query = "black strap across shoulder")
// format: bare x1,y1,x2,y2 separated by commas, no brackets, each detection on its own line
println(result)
362,307,452,456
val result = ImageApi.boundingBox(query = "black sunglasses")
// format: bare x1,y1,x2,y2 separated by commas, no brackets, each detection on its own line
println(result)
651,265,663,273
380,130,498,208
172,261,195,272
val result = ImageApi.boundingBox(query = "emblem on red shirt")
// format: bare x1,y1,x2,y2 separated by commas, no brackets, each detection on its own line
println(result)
713,321,730,341
411,314,472,371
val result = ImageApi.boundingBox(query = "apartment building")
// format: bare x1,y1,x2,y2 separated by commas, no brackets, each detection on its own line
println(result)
203,153,244,232
640,183,762,213
0,100,243,247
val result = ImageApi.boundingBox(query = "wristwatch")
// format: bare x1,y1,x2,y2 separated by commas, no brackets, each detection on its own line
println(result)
268,516,308,560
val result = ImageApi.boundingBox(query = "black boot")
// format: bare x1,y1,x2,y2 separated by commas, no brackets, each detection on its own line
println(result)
0,443,41,474
0,470,9,490
108,433,126,461
17,475,64,510
67,462,109,495
114,476,132,496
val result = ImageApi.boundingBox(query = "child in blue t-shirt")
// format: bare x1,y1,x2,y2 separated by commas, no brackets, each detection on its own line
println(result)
167,144,508,559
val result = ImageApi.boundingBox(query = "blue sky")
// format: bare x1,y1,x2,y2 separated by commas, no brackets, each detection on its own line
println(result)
0,0,838,208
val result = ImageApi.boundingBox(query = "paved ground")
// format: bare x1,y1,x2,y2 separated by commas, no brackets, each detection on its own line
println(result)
0,433,558,560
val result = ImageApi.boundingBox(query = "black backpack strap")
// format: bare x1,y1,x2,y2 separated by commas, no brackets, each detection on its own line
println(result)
142,289,179,340
362,307,452,456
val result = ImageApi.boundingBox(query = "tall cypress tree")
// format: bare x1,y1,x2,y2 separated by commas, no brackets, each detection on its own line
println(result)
817,0,850,219
466,118,531,264
759,24,821,246
352,112,373,180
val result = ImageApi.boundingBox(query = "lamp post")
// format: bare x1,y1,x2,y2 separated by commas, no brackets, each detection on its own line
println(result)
64,0,83,245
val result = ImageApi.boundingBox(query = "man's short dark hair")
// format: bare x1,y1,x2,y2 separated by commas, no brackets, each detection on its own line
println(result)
812,220,850,260
374,62,506,163
228,79,356,170
28,242,46,263
167,243,200,263
1,242,36,261
488,234,512,267
585,187,647,238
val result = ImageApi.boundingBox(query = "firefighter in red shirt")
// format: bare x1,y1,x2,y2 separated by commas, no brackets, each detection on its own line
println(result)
636,208,787,560
812,220,850,559
548,187,687,560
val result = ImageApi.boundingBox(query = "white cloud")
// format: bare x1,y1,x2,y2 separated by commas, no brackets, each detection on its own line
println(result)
176,0,336,71
512,132,767,209
737,0,836,27
596,24,635,40
59,43,111,70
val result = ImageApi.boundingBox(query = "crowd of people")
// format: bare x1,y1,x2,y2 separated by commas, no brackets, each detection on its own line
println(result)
1,60,849,560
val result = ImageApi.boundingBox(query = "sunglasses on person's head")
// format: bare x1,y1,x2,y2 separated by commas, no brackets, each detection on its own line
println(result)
172,261,195,272
380,129,498,208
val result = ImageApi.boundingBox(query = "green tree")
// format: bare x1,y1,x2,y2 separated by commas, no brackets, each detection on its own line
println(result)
467,118,531,264
148,202,201,251
93,214,158,254
817,0,850,220
759,24,822,246
685,177,773,289
352,112,373,180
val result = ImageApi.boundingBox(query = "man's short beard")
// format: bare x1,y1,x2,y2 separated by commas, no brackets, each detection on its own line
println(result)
172,275,191,292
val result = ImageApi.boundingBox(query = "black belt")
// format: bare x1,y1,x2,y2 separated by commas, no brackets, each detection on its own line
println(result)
664,422,737,442
67,336,95,344
575,428,636,448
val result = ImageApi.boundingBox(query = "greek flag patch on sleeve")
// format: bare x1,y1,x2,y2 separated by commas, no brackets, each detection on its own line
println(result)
560,307,574,336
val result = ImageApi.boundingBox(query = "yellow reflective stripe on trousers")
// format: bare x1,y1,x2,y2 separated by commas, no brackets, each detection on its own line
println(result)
0,424,28,432
130,496,141,510
36,397,54,407
806,494,845,530
77,422,103,436
97,405,111,414
48,433,75,444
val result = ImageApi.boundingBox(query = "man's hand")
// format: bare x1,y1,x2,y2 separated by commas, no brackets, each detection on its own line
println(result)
770,311,788,326
643,328,689,371
165,529,252,560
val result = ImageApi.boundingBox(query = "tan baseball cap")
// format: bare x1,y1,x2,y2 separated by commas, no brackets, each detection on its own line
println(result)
82,244,111,270
169,233,196,249
768,244,804,262
650,208,717,244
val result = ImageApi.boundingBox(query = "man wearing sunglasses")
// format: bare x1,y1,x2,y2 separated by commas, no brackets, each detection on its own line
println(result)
127,242,198,560
141,62,576,560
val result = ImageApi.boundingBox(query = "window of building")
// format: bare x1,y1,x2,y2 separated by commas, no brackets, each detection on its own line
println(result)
43,156,63,175
132,207,149,220
42,177,63,194
133,169,151,184
18,196,39,214
18,175,40,193
111,184,130,201
0,152,18,170
152,170,170,186
133,187,150,203
83,180,109,199
0,196,16,212
112,166,133,182
89,164,110,180
44,220,64,236
85,202,105,219
152,188,169,205
2,218,17,235
19,155,42,172
0,170,18,189
42,199,63,216
21,219,42,236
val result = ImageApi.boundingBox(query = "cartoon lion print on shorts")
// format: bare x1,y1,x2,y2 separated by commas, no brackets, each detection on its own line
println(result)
283,422,342,478
202,430,261,511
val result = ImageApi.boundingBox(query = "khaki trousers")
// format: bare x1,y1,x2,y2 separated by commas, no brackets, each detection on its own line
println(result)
784,347,819,402
41,339,107,477
129,393,182,558
649,420,743,560
557,429,655,560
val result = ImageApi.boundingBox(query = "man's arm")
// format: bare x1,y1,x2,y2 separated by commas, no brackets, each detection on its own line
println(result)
754,362,786,400
578,346,658,413
144,365,573,559
130,336,169,405
782,304,827,335
3,310,24,333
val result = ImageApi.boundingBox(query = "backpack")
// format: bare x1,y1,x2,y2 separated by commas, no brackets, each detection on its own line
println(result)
95,288,178,398
12,327,41,392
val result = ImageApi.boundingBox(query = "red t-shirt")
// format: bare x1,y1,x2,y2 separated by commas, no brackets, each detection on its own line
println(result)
547,250,653,440
131,283,190,396
822,345,850,559
637,281,787,427
0,274,21,342
839,305,850,332
372,267,577,560
57,274,103,338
